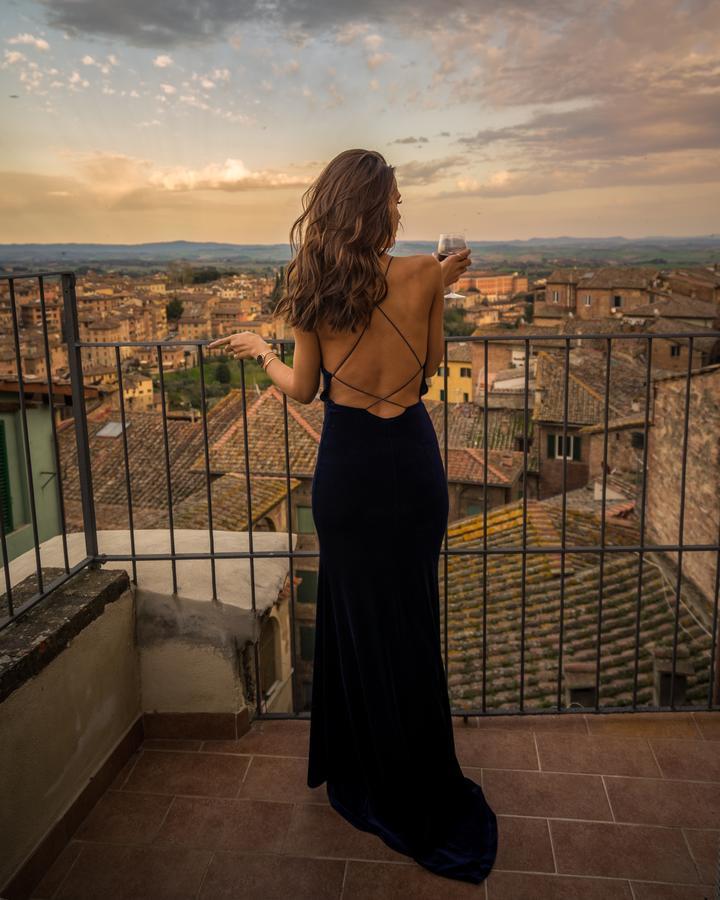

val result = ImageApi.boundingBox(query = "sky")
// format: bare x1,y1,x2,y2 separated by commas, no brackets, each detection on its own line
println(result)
1,0,719,243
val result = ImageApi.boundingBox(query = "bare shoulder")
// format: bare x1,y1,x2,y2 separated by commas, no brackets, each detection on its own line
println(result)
389,254,440,276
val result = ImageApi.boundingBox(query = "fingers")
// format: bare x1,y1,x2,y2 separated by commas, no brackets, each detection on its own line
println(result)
207,336,230,349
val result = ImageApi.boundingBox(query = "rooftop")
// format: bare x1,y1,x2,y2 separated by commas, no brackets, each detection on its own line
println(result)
534,348,647,425
443,498,713,712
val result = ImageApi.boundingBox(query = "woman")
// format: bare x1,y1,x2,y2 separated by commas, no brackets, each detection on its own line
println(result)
209,149,498,885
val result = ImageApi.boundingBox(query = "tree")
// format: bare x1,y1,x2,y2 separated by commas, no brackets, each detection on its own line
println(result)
166,297,184,321
215,362,231,384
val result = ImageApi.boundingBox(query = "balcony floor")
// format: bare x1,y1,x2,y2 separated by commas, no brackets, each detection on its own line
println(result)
33,712,720,899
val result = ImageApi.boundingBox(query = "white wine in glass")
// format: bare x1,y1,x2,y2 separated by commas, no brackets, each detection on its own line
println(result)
438,232,467,298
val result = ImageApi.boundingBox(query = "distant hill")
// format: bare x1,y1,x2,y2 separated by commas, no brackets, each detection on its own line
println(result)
1,236,718,270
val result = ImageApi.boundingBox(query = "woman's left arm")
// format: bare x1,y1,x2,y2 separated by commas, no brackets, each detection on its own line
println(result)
207,326,321,404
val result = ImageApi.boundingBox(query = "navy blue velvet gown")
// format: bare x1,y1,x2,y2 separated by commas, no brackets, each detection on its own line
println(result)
306,282,498,885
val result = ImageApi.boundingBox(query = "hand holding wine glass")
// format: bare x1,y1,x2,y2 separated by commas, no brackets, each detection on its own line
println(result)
436,233,471,297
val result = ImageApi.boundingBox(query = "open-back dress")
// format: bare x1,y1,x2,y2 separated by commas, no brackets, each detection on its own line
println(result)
307,254,498,884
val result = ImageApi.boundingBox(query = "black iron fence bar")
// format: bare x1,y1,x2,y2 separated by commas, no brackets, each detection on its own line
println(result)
63,328,720,348
197,345,218,602
269,700,715,719
482,339,489,714
442,340,449,679
237,360,262,715
555,340,571,710
156,345,178,595
708,514,720,709
519,341,530,710
114,346,138,586
0,270,77,280
62,273,99,566
276,340,300,713
92,540,720,563
670,336,694,709
632,338,654,708
38,275,70,575
0,467,11,616
8,278,44,595
594,337,613,711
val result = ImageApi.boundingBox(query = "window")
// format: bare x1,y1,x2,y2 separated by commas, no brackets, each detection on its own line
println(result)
612,294,622,308
437,365,445,375
460,367,471,378
463,392,469,402
631,431,645,449
670,345,681,357
657,671,687,706
296,505,315,533
296,569,318,603
552,290,559,303
0,421,12,533
300,625,315,661
439,389,445,401
569,686,597,708
547,433,581,460
584,294,591,306
465,501,484,516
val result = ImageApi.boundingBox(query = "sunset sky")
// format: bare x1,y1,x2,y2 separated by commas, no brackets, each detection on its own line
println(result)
1,0,719,243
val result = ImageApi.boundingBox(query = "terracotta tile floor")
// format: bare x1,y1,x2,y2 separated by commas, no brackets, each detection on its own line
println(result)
32,712,720,899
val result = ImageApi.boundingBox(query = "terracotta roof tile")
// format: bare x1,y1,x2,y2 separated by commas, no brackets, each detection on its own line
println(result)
443,497,713,711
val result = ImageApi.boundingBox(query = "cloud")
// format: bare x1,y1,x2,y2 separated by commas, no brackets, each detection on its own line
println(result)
391,136,429,144
442,152,720,199
7,33,49,50
363,33,383,50
325,82,343,108
55,150,314,200
366,51,391,70
2,50,26,67
272,59,300,76
334,22,370,45
395,155,466,186
35,0,533,48
153,54,173,67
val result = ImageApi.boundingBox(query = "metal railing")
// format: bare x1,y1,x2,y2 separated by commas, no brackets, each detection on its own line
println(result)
1,269,719,719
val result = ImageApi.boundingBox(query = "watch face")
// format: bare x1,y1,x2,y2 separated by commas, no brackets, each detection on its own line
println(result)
256,353,264,366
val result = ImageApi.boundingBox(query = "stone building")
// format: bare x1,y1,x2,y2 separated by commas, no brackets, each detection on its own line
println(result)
533,347,648,499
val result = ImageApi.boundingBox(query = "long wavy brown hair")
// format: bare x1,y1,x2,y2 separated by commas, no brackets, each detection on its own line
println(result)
272,149,398,333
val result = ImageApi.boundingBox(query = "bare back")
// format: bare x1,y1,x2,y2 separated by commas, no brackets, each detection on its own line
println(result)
315,254,433,419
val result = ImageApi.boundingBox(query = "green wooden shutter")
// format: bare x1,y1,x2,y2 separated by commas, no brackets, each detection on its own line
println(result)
0,421,13,533
546,433,555,458
572,435,581,460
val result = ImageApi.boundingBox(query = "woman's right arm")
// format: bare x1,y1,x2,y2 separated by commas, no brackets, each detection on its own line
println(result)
423,256,446,378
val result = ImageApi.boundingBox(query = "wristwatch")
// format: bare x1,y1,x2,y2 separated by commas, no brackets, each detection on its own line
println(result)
255,351,266,367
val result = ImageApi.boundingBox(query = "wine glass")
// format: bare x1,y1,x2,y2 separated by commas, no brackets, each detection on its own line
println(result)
437,232,467,300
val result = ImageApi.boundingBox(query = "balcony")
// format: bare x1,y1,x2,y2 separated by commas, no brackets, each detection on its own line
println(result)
0,270,719,897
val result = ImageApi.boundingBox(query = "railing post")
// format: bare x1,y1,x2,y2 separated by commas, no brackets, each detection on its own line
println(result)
61,272,100,567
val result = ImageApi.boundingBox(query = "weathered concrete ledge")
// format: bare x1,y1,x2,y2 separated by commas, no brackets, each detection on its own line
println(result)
0,566,131,705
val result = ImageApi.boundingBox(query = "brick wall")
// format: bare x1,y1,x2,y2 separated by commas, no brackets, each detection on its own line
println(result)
576,288,650,320
646,367,720,607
